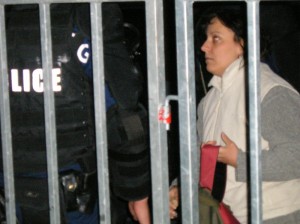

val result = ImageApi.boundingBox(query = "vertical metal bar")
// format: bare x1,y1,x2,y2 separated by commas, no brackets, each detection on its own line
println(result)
0,4,17,224
246,1,262,224
175,0,199,224
90,2,111,224
145,0,170,223
39,3,61,224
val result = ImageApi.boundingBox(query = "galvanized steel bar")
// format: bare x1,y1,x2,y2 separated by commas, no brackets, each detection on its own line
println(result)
247,1,262,224
175,0,199,224
145,0,170,223
90,2,111,224
0,5,17,224
39,3,61,224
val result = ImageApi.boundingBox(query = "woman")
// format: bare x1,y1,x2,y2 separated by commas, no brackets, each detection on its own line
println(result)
196,6,300,224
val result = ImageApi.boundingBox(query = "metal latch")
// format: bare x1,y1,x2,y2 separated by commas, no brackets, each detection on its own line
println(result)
158,95,178,130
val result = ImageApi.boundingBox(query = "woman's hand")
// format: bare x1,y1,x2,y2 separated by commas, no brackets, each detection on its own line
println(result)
169,185,179,219
128,197,151,224
218,132,238,167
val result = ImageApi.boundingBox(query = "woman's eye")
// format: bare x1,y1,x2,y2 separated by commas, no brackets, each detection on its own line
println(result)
213,36,220,42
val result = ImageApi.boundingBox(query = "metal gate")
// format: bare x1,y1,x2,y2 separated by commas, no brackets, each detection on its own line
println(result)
0,0,296,223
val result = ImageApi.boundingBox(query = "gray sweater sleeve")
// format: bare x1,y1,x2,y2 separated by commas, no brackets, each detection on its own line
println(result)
236,86,300,181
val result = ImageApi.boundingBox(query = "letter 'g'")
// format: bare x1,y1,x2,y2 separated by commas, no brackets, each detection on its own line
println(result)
77,43,90,64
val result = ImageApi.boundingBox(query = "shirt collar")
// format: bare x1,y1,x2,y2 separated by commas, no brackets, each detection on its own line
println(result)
208,57,245,93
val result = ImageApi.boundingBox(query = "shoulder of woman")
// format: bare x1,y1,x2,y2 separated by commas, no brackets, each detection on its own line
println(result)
260,63,299,100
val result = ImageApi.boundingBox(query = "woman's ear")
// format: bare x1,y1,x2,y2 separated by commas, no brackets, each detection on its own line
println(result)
237,39,244,56
240,39,244,47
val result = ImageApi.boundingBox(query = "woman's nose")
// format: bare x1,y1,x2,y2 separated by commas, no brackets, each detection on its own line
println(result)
201,40,209,53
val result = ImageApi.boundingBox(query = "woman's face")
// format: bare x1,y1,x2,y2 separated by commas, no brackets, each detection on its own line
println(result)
201,17,243,76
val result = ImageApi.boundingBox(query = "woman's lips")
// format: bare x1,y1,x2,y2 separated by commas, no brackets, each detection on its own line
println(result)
205,57,213,63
